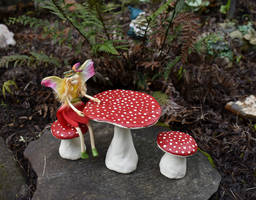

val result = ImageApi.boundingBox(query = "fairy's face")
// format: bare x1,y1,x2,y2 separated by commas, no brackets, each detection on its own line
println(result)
69,74,80,85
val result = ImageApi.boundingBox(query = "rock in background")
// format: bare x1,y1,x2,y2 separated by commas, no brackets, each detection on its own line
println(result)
25,122,221,200
225,95,256,120
0,24,16,48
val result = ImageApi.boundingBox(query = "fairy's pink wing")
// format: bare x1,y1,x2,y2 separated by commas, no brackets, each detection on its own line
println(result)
41,76,62,93
78,59,95,83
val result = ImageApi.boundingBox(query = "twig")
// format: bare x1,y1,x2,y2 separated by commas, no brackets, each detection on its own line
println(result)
246,187,256,191
228,0,236,19
160,1,178,53
42,155,47,177
143,16,152,39
229,189,238,200
230,189,243,200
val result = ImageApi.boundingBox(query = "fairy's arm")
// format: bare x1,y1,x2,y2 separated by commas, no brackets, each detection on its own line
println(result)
66,97,84,117
81,89,100,104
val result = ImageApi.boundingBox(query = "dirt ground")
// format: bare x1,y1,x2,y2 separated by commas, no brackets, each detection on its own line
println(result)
0,1,256,200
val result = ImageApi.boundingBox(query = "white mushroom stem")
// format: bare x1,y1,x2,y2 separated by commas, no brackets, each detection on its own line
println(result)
59,137,86,160
159,152,187,179
105,126,138,174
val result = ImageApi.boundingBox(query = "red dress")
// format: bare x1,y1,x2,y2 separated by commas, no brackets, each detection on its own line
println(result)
56,101,89,128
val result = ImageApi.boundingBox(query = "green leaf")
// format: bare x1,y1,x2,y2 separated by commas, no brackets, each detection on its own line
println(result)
2,80,17,99
253,124,256,131
198,148,216,168
156,122,169,128
174,0,185,18
164,56,180,81
220,0,231,14
115,44,130,51
177,66,185,80
98,41,119,55
185,0,202,7
152,91,168,106
149,0,175,22
220,5,228,14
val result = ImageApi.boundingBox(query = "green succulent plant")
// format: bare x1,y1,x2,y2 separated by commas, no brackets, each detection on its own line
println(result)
195,33,233,61
238,22,254,35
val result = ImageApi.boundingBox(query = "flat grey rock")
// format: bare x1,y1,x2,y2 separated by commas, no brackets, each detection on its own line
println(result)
25,122,221,200
0,137,26,200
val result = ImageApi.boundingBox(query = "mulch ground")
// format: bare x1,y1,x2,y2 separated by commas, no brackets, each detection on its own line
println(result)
0,2,256,200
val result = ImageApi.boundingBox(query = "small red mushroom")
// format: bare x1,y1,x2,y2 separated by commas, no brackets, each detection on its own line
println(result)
84,89,161,173
51,120,88,160
157,131,198,179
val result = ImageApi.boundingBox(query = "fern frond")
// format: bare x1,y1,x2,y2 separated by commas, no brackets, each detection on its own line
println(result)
40,0,66,20
0,55,31,68
30,52,61,66
173,12,200,63
8,15,48,28
0,52,60,68
2,80,17,99
149,0,175,22
93,41,119,55
32,0,127,55
164,56,181,81
115,44,130,51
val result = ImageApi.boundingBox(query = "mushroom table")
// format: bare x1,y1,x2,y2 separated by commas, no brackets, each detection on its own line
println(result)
83,89,161,173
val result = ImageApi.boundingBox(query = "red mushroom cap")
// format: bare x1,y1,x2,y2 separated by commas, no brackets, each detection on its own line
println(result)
157,131,198,157
51,120,88,139
83,89,161,129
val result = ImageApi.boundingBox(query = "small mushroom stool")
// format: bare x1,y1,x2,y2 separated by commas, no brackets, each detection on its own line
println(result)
51,120,88,160
157,131,198,179
84,89,161,173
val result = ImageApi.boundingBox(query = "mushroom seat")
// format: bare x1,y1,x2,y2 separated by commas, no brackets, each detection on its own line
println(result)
51,120,88,160
157,131,198,179
84,89,161,173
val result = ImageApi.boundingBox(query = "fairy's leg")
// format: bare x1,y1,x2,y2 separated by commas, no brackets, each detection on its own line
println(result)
87,122,98,157
75,127,88,159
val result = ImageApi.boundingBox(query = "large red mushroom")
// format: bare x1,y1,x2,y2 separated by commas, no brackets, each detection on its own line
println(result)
84,89,161,173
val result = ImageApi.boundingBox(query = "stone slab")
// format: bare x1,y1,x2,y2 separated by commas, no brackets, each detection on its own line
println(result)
24,122,221,200
0,137,26,200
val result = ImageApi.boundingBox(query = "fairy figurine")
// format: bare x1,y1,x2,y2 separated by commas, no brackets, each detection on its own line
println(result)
41,59,100,159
